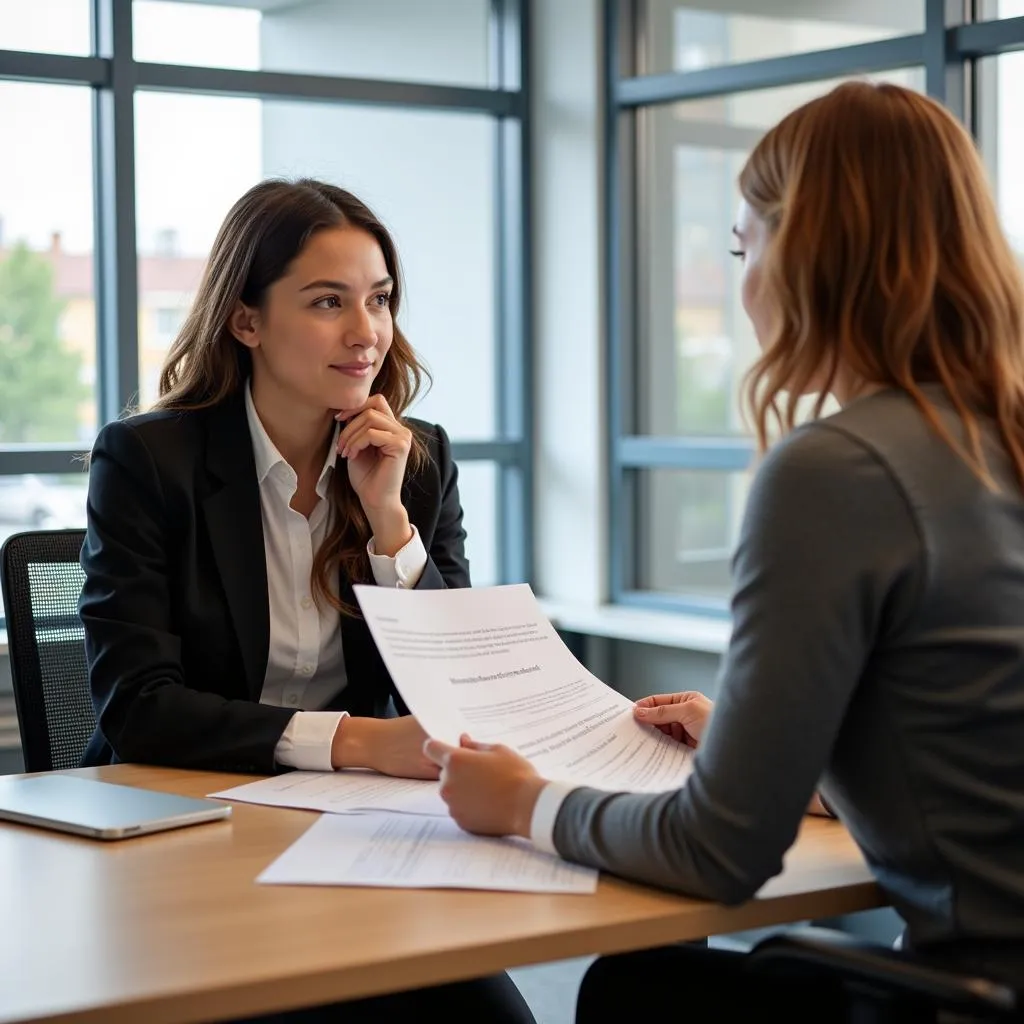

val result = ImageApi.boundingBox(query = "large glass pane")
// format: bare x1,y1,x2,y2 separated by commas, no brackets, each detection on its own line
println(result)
666,66,924,132
0,473,89,623
637,70,922,436
0,1,91,56
132,0,491,86
637,0,923,75
979,52,1024,270
0,83,96,445
134,92,496,439
636,468,751,600
455,461,499,588
980,1,1024,16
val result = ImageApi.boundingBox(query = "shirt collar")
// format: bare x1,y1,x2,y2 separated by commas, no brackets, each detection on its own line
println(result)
244,381,340,493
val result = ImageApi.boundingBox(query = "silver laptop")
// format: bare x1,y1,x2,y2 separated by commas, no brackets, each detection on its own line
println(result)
0,775,231,840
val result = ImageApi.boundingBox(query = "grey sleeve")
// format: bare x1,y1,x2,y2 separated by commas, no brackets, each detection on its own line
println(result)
552,424,922,902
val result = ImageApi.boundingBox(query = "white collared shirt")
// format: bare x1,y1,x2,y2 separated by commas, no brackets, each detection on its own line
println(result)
243,384,428,770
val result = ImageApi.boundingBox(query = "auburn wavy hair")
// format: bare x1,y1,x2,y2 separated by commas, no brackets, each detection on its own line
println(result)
156,178,429,614
739,81,1024,488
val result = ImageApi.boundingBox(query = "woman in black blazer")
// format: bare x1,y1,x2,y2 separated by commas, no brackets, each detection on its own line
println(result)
79,178,534,1024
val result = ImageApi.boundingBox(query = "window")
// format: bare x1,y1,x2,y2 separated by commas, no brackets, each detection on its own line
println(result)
457,462,499,588
0,0,530,633
152,307,186,343
979,51,1024,269
132,0,493,86
0,1,91,56
609,1,1024,612
135,93,497,439
636,1,924,75
0,82,96,446
638,69,923,438
0,474,88,622
637,469,751,600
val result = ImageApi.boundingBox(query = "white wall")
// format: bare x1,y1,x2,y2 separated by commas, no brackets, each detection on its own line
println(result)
531,0,607,606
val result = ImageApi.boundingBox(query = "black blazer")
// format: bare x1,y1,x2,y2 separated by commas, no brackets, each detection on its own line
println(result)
79,390,469,773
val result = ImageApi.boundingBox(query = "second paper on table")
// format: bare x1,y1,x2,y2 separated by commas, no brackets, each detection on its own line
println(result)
353,583,694,794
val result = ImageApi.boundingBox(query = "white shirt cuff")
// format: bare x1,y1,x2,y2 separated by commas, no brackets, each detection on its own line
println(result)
529,781,578,855
368,524,428,589
274,711,349,771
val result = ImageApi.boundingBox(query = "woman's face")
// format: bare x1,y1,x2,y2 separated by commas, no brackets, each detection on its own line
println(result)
232,225,394,414
733,198,773,351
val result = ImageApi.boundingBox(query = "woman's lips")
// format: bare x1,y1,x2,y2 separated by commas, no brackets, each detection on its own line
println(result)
331,363,372,378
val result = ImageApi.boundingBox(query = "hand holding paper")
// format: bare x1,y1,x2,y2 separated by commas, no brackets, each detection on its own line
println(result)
353,584,696,838
425,735,546,838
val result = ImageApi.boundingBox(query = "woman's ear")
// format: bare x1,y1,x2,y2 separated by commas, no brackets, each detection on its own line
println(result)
227,301,261,349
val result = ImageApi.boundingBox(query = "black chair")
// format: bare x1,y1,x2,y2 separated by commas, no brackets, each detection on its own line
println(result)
749,926,1020,1022
0,529,94,772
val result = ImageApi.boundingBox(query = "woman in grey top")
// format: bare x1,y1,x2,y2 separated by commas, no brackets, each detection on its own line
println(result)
425,80,1024,1016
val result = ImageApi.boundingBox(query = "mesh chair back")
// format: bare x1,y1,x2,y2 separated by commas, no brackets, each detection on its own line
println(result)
0,530,93,772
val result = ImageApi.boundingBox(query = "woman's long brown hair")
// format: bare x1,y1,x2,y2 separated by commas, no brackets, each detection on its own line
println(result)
156,178,429,614
740,81,1024,488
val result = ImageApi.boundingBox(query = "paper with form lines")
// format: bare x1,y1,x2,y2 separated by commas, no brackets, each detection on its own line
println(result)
352,583,695,794
209,770,447,817
258,811,598,893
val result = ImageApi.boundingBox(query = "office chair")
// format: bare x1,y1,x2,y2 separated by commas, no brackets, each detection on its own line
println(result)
748,926,1020,1022
0,529,94,772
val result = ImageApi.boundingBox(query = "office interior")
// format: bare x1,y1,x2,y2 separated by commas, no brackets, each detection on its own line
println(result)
0,1,1022,1021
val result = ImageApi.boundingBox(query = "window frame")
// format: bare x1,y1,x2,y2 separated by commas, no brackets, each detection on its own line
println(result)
0,0,533,625
605,0,1024,615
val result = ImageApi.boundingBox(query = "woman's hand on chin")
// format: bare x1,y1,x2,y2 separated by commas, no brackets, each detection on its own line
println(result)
336,394,414,554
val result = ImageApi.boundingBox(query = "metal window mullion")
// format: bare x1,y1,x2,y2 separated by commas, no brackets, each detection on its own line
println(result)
925,0,968,123
955,15,1024,56
0,449,89,476
93,0,139,425
449,441,521,463
133,61,520,116
0,49,108,85
492,0,511,583
605,0,628,602
492,0,531,586
617,33,926,108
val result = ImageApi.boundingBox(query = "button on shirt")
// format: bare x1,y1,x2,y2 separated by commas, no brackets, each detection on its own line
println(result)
244,385,428,771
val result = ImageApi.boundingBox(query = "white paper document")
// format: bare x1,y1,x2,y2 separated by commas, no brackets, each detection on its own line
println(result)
209,770,447,817
258,811,598,893
353,583,695,795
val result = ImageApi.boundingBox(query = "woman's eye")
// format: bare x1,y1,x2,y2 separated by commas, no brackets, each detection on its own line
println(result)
313,295,342,309
372,292,391,308
729,249,745,260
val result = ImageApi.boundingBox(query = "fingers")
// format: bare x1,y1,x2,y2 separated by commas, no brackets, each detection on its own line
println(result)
634,698,705,725
422,738,455,767
459,734,495,752
342,423,413,463
634,703,674,723
337,407,398,448
635,691,703,708
335,393,395,423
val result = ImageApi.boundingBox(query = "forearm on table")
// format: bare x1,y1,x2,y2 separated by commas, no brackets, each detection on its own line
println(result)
330,715,387,770
99,678,295,773
551,770,801,905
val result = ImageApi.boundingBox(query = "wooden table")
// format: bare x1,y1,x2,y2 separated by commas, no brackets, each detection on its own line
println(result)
0,765,885,1024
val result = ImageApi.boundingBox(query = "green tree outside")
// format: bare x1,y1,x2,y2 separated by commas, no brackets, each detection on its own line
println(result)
0,242,87,443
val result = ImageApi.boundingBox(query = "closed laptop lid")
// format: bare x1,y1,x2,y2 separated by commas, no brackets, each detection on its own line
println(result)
0,775,229,833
